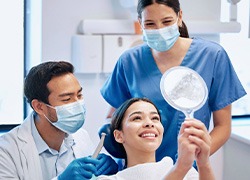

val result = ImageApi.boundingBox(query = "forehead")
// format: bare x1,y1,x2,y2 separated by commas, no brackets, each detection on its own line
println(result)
47,73,81,96
124,101,157,116
141,3,176,20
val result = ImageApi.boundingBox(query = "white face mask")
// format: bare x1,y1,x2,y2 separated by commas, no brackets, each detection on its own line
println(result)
44,100,86,134
142,19,180,52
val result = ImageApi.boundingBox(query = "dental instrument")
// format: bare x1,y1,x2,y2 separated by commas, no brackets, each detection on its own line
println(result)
92,132,106,158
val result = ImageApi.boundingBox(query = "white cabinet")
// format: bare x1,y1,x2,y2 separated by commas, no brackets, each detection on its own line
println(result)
71,35,102,73
102,35,142,73
223,121,250,180
71,34,142,73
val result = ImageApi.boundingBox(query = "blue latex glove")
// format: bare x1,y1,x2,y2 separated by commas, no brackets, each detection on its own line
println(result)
95,153,118,176
58,157,99,180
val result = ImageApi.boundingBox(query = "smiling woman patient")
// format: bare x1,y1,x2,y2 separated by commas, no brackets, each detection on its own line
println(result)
97,97,215,180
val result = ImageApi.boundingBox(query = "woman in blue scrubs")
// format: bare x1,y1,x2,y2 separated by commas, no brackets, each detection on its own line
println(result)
100,0,246,166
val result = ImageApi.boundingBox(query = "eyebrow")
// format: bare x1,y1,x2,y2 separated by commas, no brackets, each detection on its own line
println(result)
129,111,159,117
161,17,174,20
144,17,173,22
58,87,83,97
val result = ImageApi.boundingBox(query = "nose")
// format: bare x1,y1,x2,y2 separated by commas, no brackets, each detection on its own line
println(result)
152,20,166,29
156,23,165,29
143,118,154,128
72,96,83,102
71,98,78,103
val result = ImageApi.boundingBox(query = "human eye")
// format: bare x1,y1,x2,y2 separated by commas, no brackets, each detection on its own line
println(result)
162,20,172,26
61,98,70,102
144,22,156,29
152,115,160,121
77,93,83,100
132,115,142,121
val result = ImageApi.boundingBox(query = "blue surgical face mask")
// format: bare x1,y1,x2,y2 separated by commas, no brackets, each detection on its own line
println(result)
142,19,180,52
44,99,86,134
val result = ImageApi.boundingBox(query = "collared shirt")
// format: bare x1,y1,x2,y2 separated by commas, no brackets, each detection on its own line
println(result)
31,115,75,180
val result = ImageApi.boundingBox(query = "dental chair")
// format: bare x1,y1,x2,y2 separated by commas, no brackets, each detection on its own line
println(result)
98,123,126,170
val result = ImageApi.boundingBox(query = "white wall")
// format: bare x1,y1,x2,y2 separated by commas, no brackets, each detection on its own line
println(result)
42,0,225,179
223,135,250,180
42,0,226,61
42,0,131,61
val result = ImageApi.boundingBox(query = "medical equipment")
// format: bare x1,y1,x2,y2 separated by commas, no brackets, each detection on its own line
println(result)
98,123,127,159
160,66,208,118
90,133,106,180
92,132,106,158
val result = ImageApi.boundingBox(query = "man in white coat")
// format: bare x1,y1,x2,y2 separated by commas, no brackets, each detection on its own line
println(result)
0,61,118,180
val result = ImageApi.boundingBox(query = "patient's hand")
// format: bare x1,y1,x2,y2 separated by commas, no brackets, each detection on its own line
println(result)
176,119,198,172
180,118,211,168
166,118,214,180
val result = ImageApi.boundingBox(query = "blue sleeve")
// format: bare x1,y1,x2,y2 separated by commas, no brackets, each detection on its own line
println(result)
209,47,246,111
100,57,131,108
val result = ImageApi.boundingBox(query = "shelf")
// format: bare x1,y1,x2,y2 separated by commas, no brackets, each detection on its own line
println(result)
186,21,241,34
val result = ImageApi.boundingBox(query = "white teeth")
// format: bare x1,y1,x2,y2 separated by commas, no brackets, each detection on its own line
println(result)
142,133,156,137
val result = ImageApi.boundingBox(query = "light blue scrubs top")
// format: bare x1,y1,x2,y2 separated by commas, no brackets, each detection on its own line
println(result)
100,37,247,162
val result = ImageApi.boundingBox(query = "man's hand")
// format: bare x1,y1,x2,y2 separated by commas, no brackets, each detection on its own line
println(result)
58,156,98,180
95,153,118,176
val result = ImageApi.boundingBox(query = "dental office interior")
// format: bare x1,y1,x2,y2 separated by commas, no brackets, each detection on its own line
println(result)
1,0,250,179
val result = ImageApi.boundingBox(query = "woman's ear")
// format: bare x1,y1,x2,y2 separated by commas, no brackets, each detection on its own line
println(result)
138,18,143,28
138,17,141,24
113,129,124,144
178,9,183,27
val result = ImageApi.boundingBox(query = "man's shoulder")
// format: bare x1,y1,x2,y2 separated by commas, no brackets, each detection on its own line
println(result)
72,128,95,157
0,117,32,150
73,127,90,136
0,126,21,151
72,128,93,145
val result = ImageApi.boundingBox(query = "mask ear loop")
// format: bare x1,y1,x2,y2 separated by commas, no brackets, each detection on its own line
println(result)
176,11,180,26
177,18,182,28
43,102,58,124
44,103,56,110
44,114,55,124
137,18,144,30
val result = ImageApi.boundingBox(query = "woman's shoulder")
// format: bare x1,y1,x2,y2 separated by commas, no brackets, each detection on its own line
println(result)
120,43,149,58
191,36,224,51
117,43,151,67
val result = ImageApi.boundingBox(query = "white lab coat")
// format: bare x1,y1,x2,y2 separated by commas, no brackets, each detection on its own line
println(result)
0,112,95,180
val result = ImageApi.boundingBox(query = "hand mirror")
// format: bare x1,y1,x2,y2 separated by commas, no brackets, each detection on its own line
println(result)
160,66,208,118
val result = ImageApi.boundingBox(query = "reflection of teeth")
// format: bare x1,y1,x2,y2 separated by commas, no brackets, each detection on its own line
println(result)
142,133,156,137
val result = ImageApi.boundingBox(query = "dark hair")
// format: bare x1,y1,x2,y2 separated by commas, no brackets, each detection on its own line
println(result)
137,0,189,38
110,97,161,159
24,61,74,107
